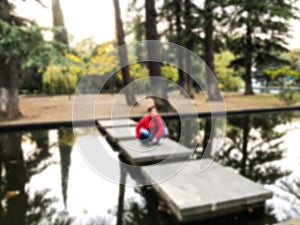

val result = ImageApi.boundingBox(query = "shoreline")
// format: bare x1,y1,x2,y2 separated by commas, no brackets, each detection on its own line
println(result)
1,105,299,131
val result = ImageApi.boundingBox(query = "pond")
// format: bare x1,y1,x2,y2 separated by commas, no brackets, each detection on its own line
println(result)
0,110,300,225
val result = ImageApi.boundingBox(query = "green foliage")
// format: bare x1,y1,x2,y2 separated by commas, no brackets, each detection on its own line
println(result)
43,53,84,96
0,20,69,67
225,0,299,93
0,18,79,94
284,48,300,71
215,50,243,91
265,66,300,79
89,41,119,75
161,64,178,82
278,89,300,106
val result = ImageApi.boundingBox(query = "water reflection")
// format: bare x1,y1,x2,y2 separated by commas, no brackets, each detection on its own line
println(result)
165,118,199,149
0,132,26,225
116,159,126,225
217,113,292,184
0,111,299,224
58,128,74,209
280,178,300,218
0,130,73,225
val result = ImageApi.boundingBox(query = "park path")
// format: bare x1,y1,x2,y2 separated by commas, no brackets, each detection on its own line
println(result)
0,92,295,125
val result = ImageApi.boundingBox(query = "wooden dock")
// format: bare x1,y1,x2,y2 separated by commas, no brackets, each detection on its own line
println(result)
97,119,192,165
96,118,136,134
96,118,136,129
96,118,273,223
118,138,192,165
142,159,272,222
97,118,137,141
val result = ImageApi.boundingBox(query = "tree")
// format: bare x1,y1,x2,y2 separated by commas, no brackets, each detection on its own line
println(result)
0,0,22,119
51,0,68,45
160,0,185,91
113,0,137,105
181,0,195,98
0,0,70,120
203,0,223,101
126,1,145,62
160,0,198,98
145,0,171,112
225,0,298,95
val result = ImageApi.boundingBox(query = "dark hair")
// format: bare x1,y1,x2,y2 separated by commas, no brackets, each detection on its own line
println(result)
147,106,156,112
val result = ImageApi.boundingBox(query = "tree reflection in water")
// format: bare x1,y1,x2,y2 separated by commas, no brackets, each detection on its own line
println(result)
280,178,300,218
58,128,74,210
166,117,199,149
0,129,74,225
217,113,292,184
215,112,294,222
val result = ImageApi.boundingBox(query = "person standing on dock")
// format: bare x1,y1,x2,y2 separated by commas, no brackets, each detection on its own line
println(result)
136,106,167,145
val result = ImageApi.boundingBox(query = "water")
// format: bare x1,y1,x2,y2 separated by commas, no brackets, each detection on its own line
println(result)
0,111,300,225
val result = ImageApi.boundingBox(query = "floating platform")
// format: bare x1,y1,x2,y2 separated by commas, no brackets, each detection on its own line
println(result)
96,119,137,135
142,159,273,223
96,119,272,223
117,138,192,165
100,122,193,165
96,118,136,129
104,126,136,141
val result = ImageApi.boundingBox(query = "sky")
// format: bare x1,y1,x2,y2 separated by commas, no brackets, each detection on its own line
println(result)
14,0,300,49
14,0,128,45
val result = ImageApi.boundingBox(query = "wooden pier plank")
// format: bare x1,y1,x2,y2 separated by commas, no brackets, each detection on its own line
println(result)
142,159,273,223
96,118,136,129
118,138,192,165
105,126,136,141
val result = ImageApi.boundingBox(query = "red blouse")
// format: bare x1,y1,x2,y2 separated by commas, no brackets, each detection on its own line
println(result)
135,114,165,139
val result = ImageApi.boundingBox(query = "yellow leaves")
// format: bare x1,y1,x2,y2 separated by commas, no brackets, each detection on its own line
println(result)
66,53,81,63
74,66,81,73
265,66,300,79
161,64,178,82
215,51,235,78
89,41,118,75
37,68,43,74
43,62,81,95
129,62,148,80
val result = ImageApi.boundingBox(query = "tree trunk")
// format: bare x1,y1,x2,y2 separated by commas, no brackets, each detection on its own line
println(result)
0,0,21,120
145,0,170,112
184,40,195,98
203,0,221,101
175,0,185,90
52,0,69,45
113,0,137,105
0,58,21,120
134,15,144,62
182,0,194,99
244,23,254,95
